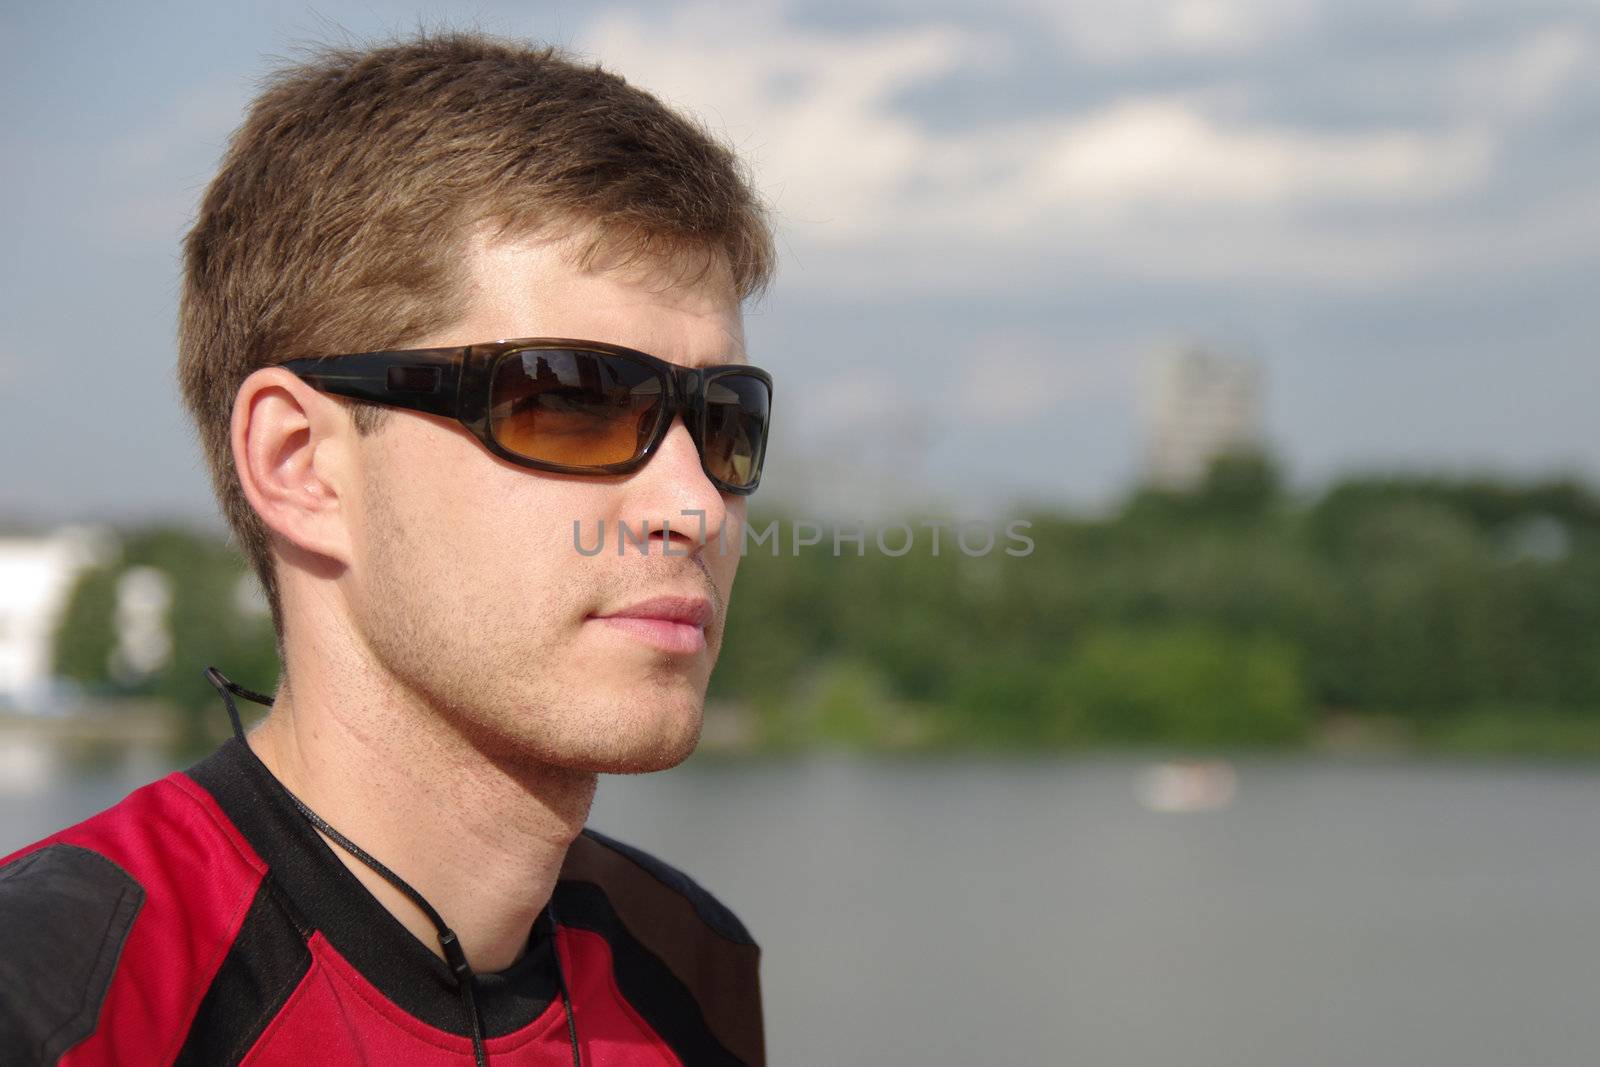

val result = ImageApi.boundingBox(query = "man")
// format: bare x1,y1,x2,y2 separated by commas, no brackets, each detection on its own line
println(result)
0,32,775,1066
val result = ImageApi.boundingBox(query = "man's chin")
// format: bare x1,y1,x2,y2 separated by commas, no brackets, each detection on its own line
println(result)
447,697,703,778
521,703,705,775
592,745,699,776
586,717,704,775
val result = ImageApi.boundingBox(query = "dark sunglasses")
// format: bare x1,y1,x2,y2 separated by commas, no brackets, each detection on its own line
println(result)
279,338,773,494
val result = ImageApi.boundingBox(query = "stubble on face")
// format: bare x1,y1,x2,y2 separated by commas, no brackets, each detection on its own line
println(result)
331,230,748,778
352,406,732,777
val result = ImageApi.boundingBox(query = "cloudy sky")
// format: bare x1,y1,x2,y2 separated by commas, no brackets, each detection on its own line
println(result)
4,0,1597,524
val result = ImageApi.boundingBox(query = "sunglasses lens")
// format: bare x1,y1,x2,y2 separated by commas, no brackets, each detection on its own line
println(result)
490,349,664,467
702,373,770,490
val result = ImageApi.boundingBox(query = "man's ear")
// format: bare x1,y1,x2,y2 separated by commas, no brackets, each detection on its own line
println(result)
231,368,361,568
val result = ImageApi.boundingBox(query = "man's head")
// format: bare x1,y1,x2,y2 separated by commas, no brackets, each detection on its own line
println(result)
177,33,775,771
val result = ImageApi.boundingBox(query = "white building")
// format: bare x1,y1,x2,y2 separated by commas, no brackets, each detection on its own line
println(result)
0,527,116,712
1143,345,1264,491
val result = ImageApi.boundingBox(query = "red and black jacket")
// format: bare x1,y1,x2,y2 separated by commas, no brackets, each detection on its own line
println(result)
0,737,764,1065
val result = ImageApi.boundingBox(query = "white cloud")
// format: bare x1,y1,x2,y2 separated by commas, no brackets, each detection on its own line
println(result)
1019,98,1492,210
1449,23,1592,121
582,3,993,238
1033,0,1317,62
1505,24,1591,115
571,3,1592,293
585,10,1488,216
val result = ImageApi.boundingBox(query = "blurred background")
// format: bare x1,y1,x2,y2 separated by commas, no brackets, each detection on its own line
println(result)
4,2,1600,1064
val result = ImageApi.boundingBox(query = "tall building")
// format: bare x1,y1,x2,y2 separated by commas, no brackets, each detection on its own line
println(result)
1143,345,1264,491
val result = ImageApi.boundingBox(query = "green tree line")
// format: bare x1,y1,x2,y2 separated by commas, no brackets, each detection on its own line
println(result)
51,459,1600,754
714,456,1600,752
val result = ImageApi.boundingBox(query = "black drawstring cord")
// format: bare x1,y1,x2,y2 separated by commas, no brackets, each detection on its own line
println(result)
205,666,264,739
204,667,581,1067
546,896,582,1064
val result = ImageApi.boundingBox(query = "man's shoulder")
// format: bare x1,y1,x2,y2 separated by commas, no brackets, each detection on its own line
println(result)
0,842,145,1064
0,767,264,894
0,767,269,1066
561,827,756,946
556,828,765,1067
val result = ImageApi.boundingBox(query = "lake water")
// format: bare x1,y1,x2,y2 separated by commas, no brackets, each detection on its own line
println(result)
5,749,1599,1066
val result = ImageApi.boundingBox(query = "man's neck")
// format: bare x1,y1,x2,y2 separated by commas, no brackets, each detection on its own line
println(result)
246,672,597,974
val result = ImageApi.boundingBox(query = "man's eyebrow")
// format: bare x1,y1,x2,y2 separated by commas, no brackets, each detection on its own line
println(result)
677,346,748,368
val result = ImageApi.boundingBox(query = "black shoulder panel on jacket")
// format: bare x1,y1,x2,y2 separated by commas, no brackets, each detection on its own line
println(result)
172,877,312,1067
578,828,755,945
0,844,145,1065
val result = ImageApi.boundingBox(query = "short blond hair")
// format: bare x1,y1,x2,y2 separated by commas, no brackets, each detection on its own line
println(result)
177,32,775,632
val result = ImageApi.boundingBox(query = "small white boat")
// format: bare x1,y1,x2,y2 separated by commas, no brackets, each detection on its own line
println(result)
1134,759,1238,813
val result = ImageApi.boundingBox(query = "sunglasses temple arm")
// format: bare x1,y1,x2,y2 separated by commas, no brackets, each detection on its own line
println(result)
280,349,463,418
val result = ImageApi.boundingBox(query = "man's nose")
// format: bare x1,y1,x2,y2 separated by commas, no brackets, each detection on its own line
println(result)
625,413,730,552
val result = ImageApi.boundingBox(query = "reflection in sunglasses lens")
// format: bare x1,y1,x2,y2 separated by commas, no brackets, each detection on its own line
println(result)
704,375,769,488
488,350,768,489
490,350,663,466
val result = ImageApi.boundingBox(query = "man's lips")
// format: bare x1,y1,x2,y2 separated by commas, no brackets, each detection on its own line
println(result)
588,595,713,654
593,596,714,627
